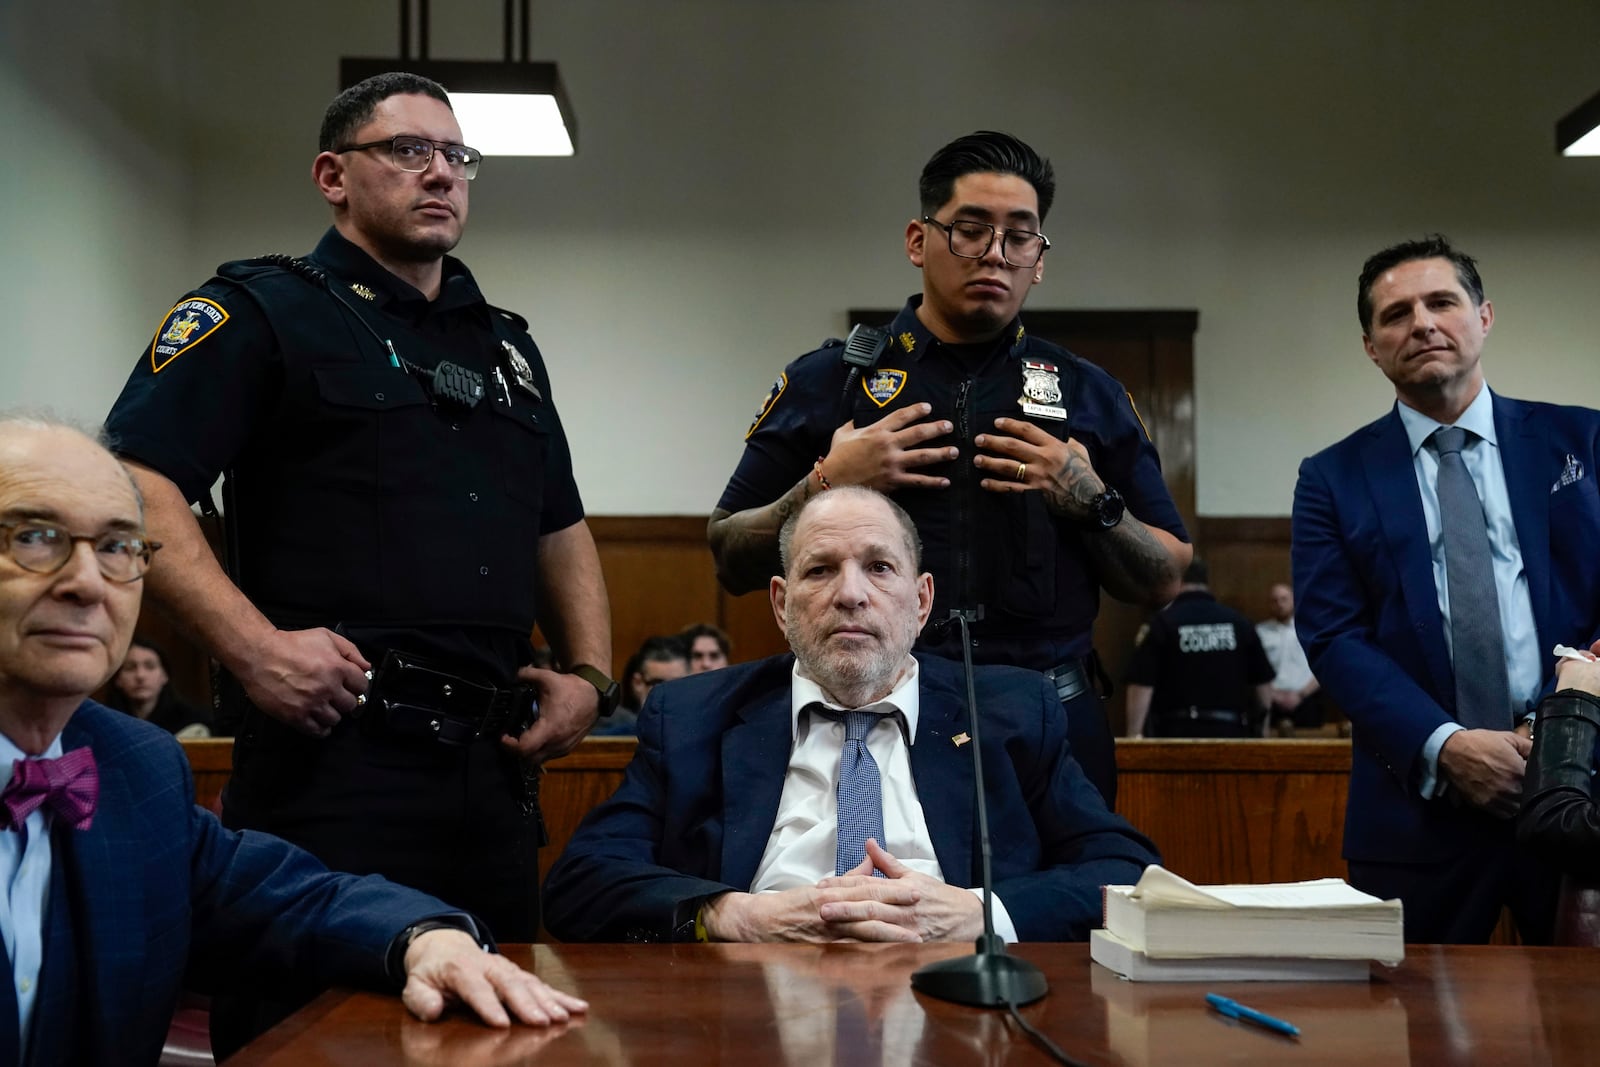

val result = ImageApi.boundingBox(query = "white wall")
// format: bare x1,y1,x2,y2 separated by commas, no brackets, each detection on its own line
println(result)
6,1,1599,515
1,0,194,423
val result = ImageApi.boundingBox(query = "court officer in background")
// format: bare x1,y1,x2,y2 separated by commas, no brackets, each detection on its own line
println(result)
708,131,1191,805
103,72,617,950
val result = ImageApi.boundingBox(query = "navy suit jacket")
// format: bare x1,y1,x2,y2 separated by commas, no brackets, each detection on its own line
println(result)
542,652,1159,943
0,702,465,1066
1293,392,1600,863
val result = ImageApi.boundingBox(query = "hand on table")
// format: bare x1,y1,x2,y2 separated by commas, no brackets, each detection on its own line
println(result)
402,929,588,1028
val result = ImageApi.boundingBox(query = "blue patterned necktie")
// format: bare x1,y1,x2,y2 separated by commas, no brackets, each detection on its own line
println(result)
811,703,896,876
1433,426,1512,729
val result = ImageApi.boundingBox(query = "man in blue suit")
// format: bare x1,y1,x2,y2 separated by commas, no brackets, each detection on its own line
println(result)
0,417,585,1065
1293,235,1600,943
545,486,1157,943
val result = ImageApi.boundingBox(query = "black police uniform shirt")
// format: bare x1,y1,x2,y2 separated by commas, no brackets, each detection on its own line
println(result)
718,296,1189,670
1124,590,1276,718
105,228,584,687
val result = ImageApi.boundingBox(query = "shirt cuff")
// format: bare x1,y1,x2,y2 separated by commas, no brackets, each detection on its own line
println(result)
964,887,1019,943
1419,722,1465,799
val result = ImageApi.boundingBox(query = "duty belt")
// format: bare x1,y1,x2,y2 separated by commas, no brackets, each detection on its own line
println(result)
1044,659,1091,703
367,650,539,746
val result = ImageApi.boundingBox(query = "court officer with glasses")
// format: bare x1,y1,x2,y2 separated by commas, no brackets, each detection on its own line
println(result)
709,131,1191,805
104,71,615,978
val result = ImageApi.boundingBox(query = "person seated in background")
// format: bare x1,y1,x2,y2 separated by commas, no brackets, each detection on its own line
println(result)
1124,559,1276,738
1518,643,1600,879
680,622,731,673
1255,582,1323,734
544,486,1158,944
105,635,213,738
0,416,584,1064
592,635,690,736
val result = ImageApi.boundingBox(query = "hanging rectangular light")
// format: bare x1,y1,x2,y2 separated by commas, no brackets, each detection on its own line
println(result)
1557,88,1600,157
341,58,577,156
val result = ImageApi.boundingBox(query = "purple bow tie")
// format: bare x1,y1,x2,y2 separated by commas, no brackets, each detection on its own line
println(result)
1,748,98,832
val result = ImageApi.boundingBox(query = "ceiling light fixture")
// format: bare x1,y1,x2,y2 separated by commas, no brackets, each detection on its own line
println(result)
341,0,577,157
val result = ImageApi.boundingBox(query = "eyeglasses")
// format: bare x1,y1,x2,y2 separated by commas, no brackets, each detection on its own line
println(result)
0,521,161,583
922,216,1051,268
336,135,483,180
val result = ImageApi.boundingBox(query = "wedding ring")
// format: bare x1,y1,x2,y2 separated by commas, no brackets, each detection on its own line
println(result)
1016,462,1028,482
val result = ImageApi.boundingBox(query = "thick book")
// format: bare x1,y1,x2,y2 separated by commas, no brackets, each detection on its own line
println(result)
1101,865,1404,964
1090,929,1371,982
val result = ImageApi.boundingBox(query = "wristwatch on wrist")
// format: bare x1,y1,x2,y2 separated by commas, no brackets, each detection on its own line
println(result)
1083,487,1126,531
570,663,622,716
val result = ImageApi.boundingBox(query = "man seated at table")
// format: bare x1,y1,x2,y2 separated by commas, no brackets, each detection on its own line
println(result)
0,416,585,1065
544,486,1158,943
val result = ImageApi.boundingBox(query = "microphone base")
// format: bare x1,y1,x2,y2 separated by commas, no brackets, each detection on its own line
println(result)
910,949,1049,1008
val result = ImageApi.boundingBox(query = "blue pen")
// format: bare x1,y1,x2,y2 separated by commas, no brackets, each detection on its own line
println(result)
1205,993,1300,1038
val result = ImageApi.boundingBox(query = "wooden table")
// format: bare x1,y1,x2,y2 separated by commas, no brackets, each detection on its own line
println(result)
228,942,1598,1065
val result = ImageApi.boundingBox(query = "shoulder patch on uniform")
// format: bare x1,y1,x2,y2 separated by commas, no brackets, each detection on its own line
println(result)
149,298,229,372
1125,390,1152,441
863,368,907,408
744,372,788,439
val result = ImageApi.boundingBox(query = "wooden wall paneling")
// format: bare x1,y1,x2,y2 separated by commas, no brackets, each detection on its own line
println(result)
1194,516,1293,620
587,516,721,680
1115,740,1350,885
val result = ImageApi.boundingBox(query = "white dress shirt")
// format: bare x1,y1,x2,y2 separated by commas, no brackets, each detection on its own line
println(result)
0,733,63,1063
1256,617,1315,692
1395,387,1540,796
750,660,1018,942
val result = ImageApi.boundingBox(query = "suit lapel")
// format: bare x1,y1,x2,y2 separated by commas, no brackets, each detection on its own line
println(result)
57,720,141,1062
1496,396,1554,647
719,691,795,891
1362,409,1455,700
908,659,975,887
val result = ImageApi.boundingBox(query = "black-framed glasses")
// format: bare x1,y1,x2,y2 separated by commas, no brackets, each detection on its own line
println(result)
922,216,1051,268
336,135,483,180
0,521,161,583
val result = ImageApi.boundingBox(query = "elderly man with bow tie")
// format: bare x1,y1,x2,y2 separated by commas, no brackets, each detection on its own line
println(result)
0,415,584,1066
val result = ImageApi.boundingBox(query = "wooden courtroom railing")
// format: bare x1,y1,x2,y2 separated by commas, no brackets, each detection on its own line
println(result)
182,737,1354,889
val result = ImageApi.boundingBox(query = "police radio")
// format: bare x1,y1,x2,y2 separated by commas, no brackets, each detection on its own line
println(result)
838,323,891,423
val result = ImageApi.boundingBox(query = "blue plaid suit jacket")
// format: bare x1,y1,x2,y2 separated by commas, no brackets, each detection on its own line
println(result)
0,701,456,1065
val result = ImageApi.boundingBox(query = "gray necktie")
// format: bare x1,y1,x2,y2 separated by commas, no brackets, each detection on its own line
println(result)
810,703,896,876
1433,426,1512,729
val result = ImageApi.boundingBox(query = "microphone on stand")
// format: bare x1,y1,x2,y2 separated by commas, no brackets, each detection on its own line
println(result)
910,606,1049,1008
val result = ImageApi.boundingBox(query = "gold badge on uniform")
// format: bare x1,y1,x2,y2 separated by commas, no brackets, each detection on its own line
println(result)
1018,359,1067,421
349,283,376,301
149,298,229,373
744,372,788,439
897,331,916,354
864,368,907,408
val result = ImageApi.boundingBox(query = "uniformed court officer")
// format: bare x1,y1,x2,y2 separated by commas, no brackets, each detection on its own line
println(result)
708,131,1192,804
1124,559,1276,738
103,73,617,956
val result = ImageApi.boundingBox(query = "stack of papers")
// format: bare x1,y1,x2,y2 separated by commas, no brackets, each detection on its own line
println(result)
1091,865,1403,982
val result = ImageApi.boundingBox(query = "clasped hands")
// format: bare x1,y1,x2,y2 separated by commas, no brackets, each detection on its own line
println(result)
702,840,984,944
821,406,1104,523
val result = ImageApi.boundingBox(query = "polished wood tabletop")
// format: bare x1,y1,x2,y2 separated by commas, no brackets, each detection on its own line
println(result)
227,942,1600,1065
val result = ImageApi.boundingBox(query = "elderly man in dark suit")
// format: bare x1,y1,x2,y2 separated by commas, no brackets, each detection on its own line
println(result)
0,416,585,1065
545,486,1157,943
1292,235,1600,943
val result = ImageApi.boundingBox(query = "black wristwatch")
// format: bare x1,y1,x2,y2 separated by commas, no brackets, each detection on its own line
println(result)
570,663,622,716
1082,487,1126,530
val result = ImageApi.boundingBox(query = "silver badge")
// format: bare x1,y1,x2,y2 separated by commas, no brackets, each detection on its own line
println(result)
1019,360,1066,421
502,340,541,400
